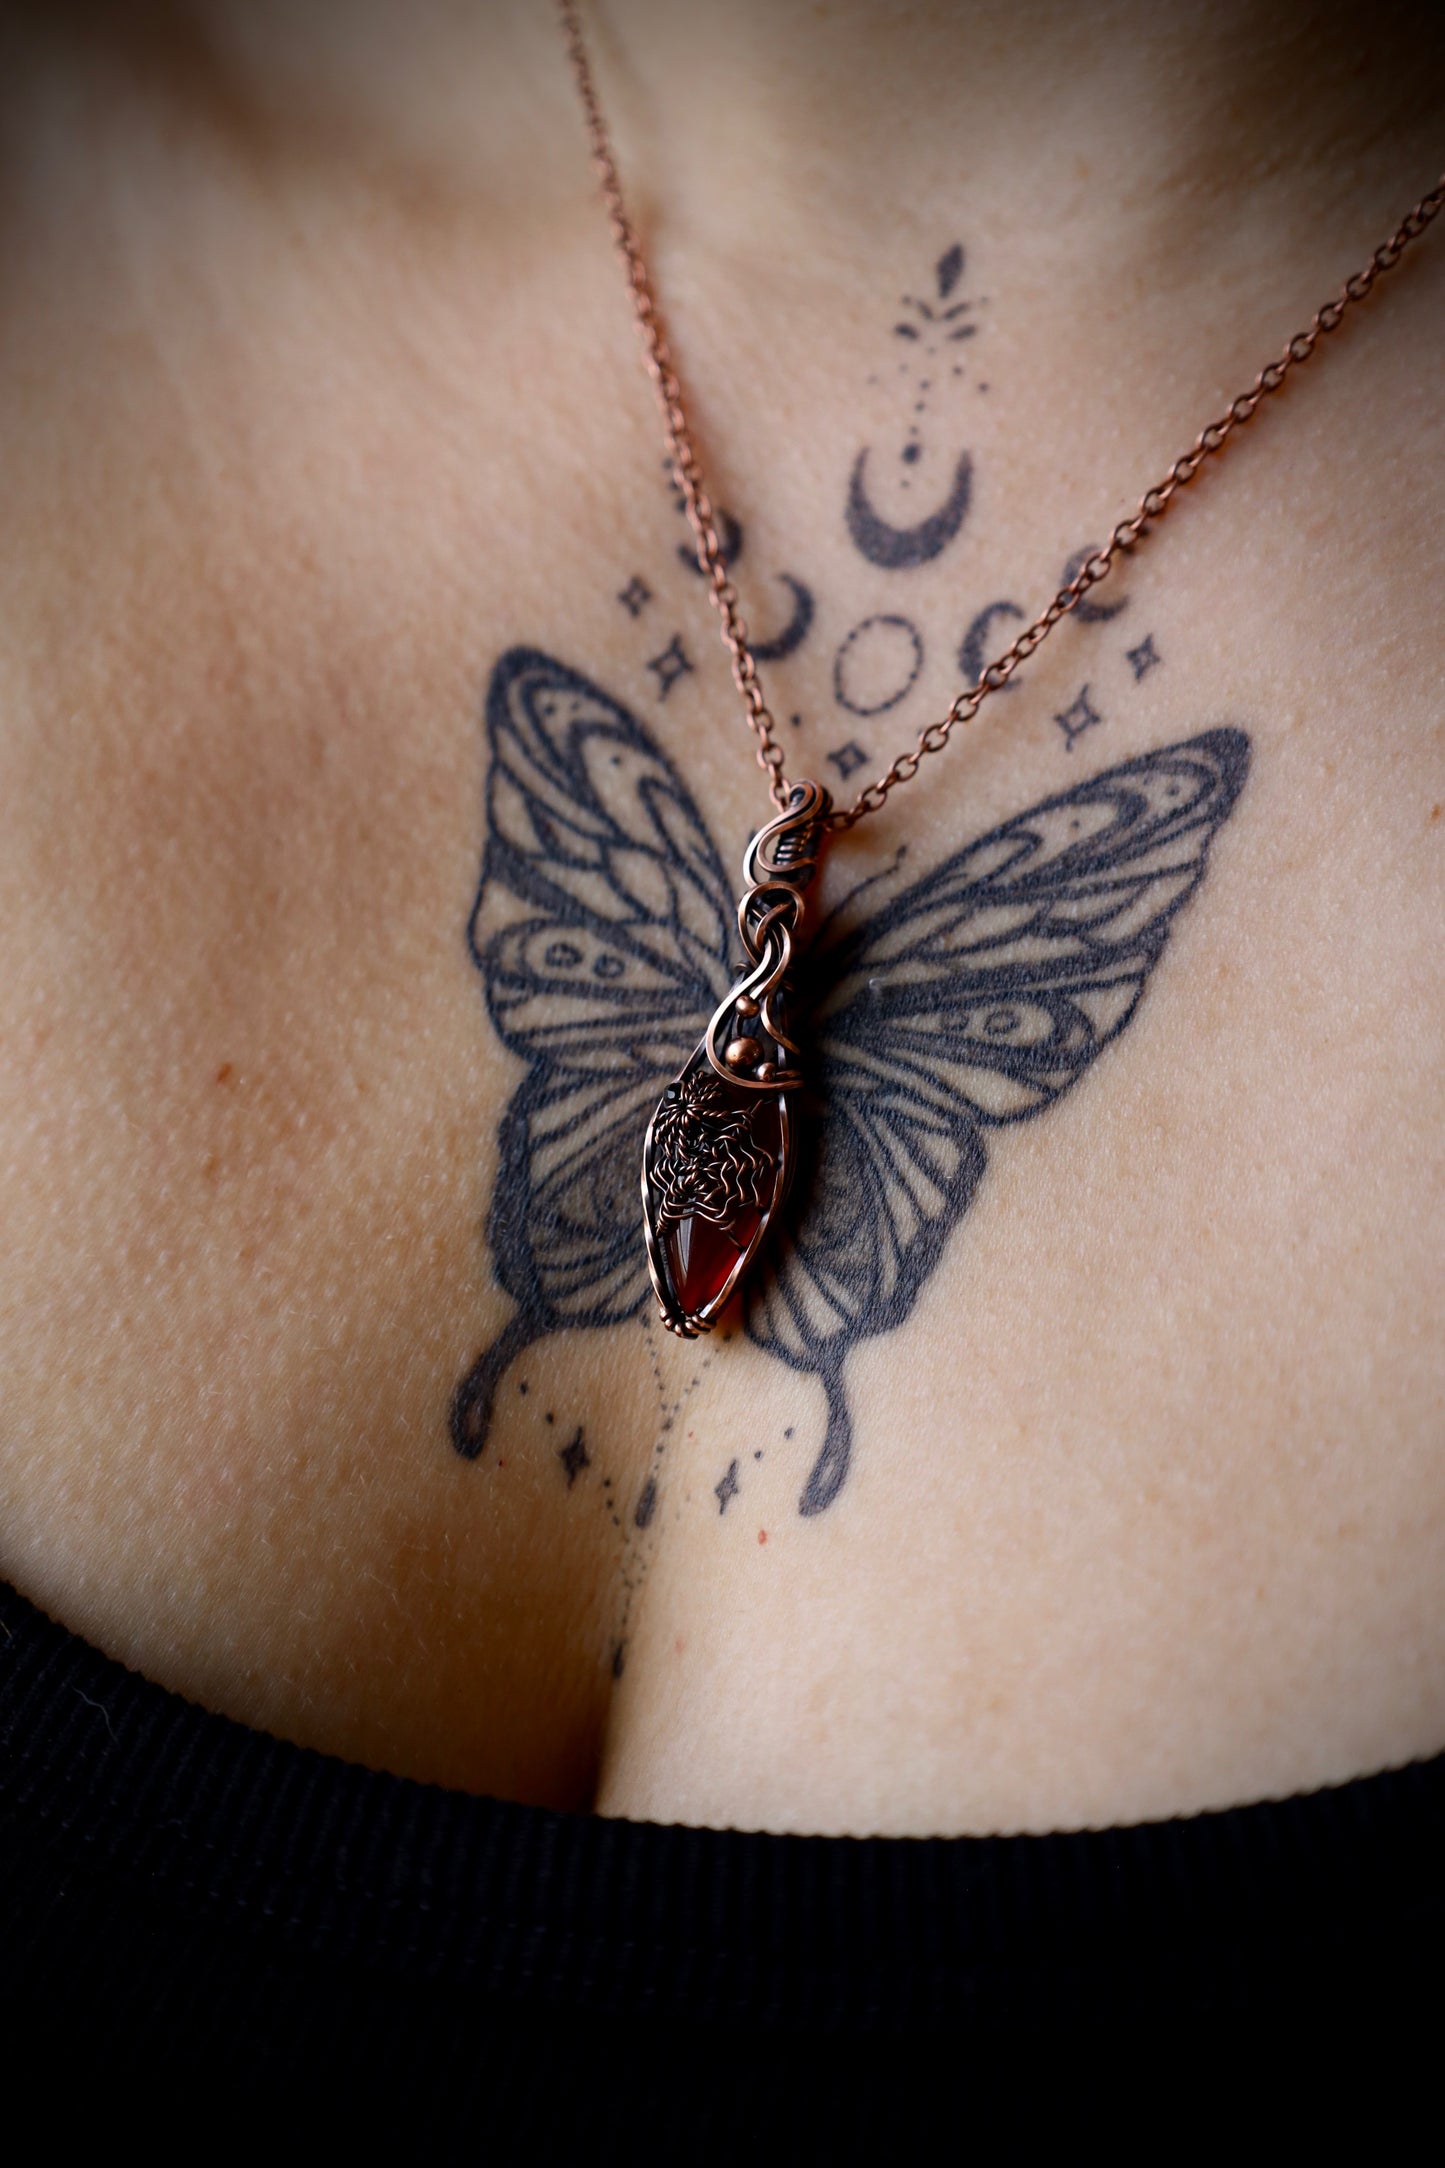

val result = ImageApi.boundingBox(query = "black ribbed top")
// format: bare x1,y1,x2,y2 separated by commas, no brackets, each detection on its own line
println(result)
2,1575,1439,2140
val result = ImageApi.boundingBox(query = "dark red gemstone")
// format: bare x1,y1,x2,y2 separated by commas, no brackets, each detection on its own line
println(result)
668,1207,761,1317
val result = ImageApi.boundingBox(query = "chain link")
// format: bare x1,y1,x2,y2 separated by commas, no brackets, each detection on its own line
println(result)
559,0,1444,829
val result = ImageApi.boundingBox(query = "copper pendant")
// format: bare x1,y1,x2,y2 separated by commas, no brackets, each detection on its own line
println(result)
642,780,830,1337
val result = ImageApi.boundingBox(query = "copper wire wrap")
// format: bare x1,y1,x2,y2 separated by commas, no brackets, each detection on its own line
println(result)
558,0,1445,829
701,780,830,1091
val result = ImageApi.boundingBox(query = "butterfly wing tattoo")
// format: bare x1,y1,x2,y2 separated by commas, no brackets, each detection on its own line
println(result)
452,646,1249,1513
450,647,737,1454
747,725,1250,1510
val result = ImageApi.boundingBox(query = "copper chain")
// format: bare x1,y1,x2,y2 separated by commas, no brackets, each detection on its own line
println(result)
558,0,1444,830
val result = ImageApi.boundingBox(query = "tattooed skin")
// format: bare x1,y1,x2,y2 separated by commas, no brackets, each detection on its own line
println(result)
449,647,1249,1515
447,233,1249,1520
847,241,981,570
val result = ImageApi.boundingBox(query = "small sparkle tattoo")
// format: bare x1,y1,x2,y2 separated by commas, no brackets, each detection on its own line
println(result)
1054,684,1104,752
646,633,695,701
1126,633,1162,681
826,740,872,781
558,1428,591,1488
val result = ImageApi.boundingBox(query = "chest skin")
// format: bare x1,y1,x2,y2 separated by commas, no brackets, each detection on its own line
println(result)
0,13,1441,1833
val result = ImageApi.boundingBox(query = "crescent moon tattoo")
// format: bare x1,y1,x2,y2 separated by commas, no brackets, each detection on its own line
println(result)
959,598,1025,689
845,445,973,570
679,505,743,575
1061,544,1129,623
752,573,816,662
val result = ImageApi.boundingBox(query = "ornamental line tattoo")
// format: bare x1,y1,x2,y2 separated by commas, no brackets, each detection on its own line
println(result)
847,240,982,570
450,646,1249,1515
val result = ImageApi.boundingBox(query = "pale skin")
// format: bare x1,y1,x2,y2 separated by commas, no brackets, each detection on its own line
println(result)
0,0,1441,1834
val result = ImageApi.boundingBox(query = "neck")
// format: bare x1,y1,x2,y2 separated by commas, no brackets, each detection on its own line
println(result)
146,0,1445,254
603,0,1441,231
152,0,1438,246
597,4,1445,307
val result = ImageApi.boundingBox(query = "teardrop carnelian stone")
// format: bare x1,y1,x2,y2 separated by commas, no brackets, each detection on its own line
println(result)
667,1206,762,1318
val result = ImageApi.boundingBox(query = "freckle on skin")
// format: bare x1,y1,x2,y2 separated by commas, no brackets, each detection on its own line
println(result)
215,1063,234,1085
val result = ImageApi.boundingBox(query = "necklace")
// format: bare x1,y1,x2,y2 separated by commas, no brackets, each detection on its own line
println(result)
558,0,1444,1342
